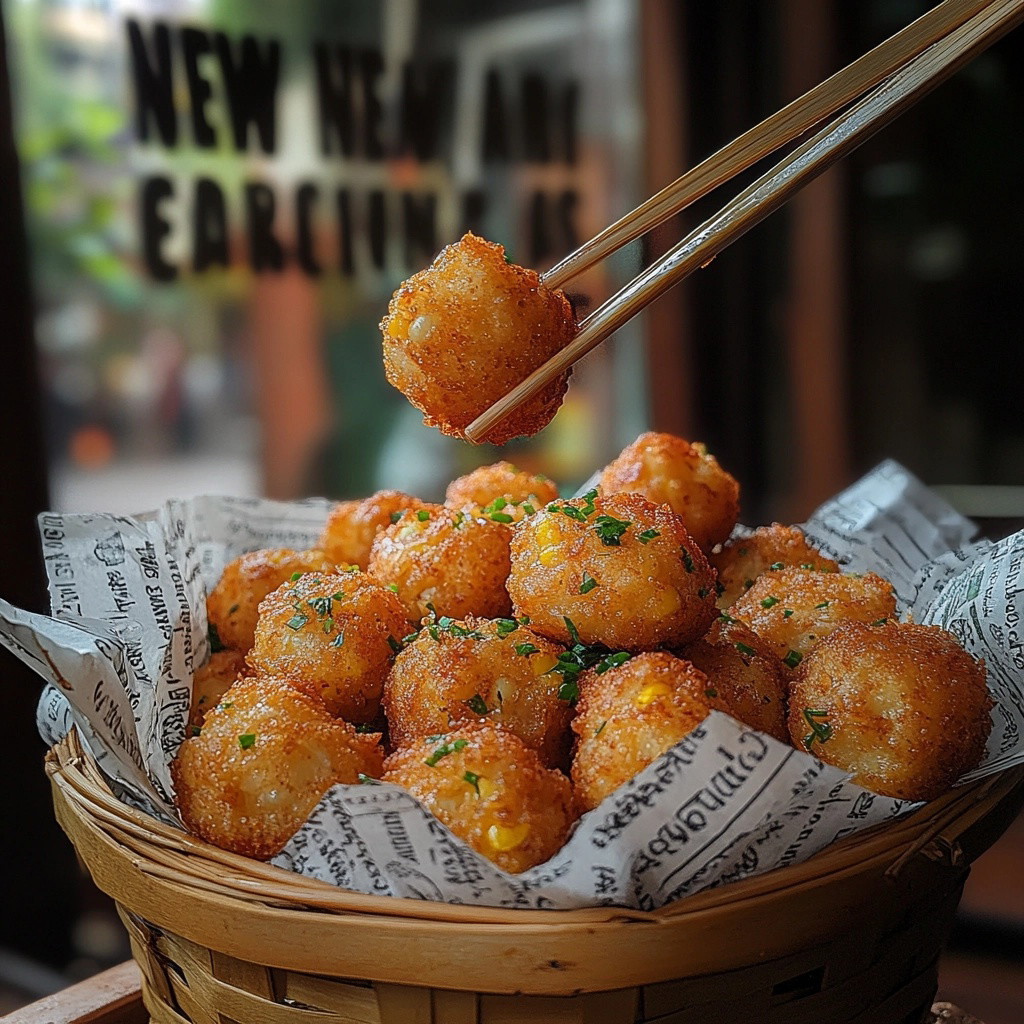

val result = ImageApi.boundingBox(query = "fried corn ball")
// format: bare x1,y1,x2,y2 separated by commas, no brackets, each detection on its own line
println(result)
598,433,740,552
189,649,248,729
680,618,789,742
571,652,712,812
173,676,384,859
788,621,991,801
730,568,897,668
711,524,840,608
445,461,559,524
368,505,512,622
507,491,717,650
248,570,409,722
383,722,575,873
320,490,429,571
207,548,338,653
380,233,576,444
384,616,571,768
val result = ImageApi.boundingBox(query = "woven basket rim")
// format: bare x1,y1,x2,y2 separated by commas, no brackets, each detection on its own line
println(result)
46,727,1024,925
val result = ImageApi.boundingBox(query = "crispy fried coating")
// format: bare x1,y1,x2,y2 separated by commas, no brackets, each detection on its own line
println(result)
711,524,840,608
730,568,897,667
189,649,248,729
571,652,711,812
384,616,571,768
380,233,576,444
207,548,338,653
507,491,717,650
383,722,575,873
445,461,559,524
320,490,429,571
680,618,789,742
248,570,409,722
173,676,384,859
599,433,740,551
368,505,512,622
788,621,991,800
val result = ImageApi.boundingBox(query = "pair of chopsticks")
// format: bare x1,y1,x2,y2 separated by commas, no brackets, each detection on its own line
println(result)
464,0,1024,445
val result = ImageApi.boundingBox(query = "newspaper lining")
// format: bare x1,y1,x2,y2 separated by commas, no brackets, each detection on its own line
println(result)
2,460,1022,909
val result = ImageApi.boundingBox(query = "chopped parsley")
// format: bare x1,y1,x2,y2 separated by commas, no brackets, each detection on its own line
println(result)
769,561,785,571
554,503,587,522
425,737,469,766
784,649,804,669
515,642,540,657
579,488,598,517
238,733,256,750
286,613,309,631
322,617,335,633
463,694,489,715
681,548,695,573
579,571,599,594
564,616,582,645
637,528,661,545
289,571,303,581
546,620,630,702
387,635,403,654
595,651,631,674
416,509,430,521
557,679,579,702
387,583,399,593
495,618,520,638
760,596,780,609
522,503,536,516
719,612,739,625
594,514,631,546
783,609,794,619
390,510,403,524
814,601,830,609
802,708,832,748
358,773,381,784
735,642,756,658
463,770,481,794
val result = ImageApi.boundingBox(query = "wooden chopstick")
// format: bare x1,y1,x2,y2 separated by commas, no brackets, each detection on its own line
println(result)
541,0,991,292
464,0,1024,445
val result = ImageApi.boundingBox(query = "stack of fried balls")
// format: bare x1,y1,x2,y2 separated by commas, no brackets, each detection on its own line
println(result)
174,433,993,872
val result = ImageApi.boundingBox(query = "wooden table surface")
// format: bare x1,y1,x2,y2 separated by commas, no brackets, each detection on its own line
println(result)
0,962,987,1023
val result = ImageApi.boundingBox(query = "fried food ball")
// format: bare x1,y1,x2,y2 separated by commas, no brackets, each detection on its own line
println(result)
380,233,576,444
384,616,571,768
729,568,897,668
680,618,789,742
173,676,384,859
788,621,991,800
383,722,575,873
711,523,840,608
248,570,409,722
320,490,429,571
445,461,559,524
368,505,513,622
207,548,338,653
598,433,740,552
189,649,248,729
571,652,712,812
507,491,717,650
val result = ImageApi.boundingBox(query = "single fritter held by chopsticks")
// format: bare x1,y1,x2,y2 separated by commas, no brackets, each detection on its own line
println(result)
380,233,576,444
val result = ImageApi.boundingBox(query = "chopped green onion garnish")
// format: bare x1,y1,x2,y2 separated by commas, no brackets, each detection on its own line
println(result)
579,571,599,594
761,596,779,609
238,733,256,749
784,649,803,669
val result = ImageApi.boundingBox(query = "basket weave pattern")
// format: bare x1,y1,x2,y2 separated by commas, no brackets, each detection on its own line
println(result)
46,730,1024,1024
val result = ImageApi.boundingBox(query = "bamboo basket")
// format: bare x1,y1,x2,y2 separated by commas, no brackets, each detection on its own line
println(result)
47,728,1024,1024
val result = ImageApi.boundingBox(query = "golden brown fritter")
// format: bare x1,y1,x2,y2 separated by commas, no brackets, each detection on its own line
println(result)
384,616,571,768
680,618,789,742
599,433,740,551
248,570,410,723
189,649,248,729
711,523,840,608
206,548,338,653
788,621,991,801
320,490,429,571
380,233,576,444
444,461,559,525
571,652,711,812
729,568,897,668
383,722,575,873
173,676,384,859
367,505,513,623
507,491,717,650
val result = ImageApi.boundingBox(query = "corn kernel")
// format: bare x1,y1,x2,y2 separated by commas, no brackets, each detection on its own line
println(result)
536,519,562,547
530,653,559,676
487,822,530,851
636,681,673,706
649,586,681,617
539,548,562,567
476,776,497,800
